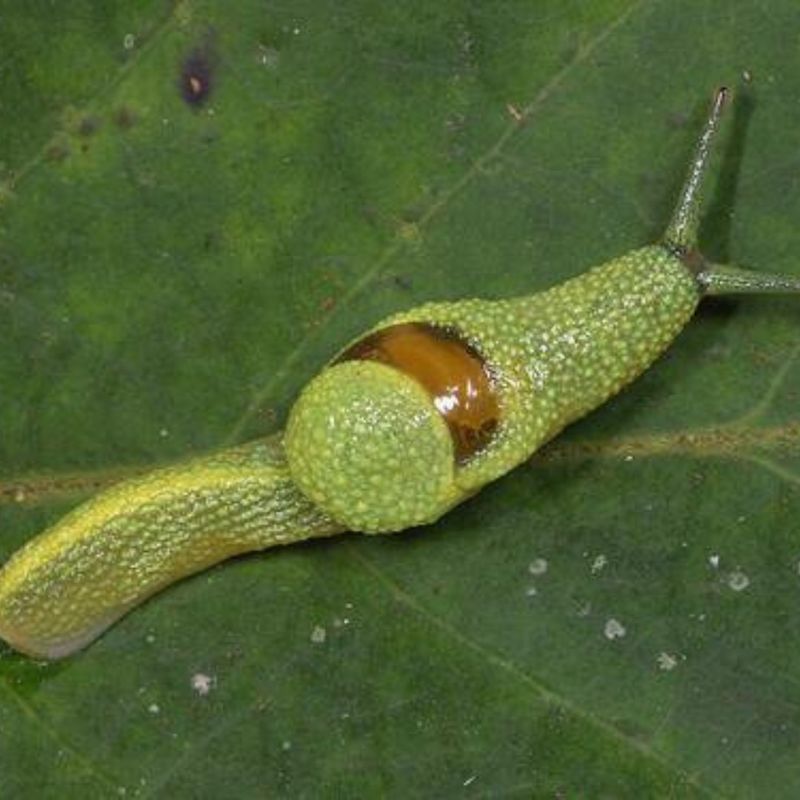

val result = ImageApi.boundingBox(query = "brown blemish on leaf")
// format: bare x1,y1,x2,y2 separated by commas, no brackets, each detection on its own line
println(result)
45,141,70,163
113,106,137,130
258,407,278,426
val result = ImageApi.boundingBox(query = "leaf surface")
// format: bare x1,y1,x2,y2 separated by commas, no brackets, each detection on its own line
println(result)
2,1,800,796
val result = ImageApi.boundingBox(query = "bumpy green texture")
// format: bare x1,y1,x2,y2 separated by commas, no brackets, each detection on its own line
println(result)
406,245,702,492
0,436,341,659
287,245,700,531
286,361,463,532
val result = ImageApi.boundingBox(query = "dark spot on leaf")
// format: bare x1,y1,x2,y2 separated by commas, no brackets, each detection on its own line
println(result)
113,106,137,129
203,230,221,251
77,116,101,137
180,46,215,108
667,111,690,129
259,408,278,426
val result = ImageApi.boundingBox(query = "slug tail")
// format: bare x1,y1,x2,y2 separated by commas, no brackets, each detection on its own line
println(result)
0,609,125,661
0,435,342,660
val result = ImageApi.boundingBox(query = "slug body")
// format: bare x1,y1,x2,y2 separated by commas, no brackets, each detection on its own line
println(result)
2,88,799,659
286,246,698,532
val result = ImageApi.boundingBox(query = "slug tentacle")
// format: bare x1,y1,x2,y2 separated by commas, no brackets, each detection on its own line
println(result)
699,264,800,295
663,86,729,254
659,87,800,298
0,436,341,659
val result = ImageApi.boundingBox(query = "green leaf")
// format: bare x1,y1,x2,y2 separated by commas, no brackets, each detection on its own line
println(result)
2,0,800,796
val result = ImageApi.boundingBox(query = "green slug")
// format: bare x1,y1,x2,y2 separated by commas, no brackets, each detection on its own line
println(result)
2,88,798,660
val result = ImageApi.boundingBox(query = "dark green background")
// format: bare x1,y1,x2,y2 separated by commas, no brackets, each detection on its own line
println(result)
2,1,800,796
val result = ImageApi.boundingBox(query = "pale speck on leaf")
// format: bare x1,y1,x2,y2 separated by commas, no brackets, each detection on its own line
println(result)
657,652,678,671
257,45,280,68
604,618,626,640
190,673,215,696
590,554,607,574
528,557,548,576
727,570,750,592
310,625,327,644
